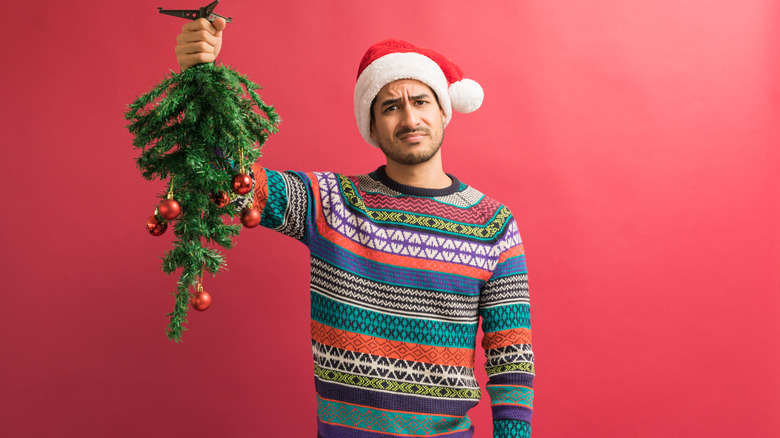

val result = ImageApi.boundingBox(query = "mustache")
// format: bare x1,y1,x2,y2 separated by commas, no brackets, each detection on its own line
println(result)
395,127,430,138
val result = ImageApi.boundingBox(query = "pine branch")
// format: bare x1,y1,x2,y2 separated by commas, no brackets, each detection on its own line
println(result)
126,63,280,342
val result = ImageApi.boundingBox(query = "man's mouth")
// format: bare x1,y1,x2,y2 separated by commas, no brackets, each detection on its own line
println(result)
397,129,429,142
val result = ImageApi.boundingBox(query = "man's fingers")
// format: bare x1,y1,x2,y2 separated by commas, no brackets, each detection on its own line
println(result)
181,17,226,34
175,17,226,71
178,52,216,70
212,17,227,32
181,18,217,34
176,29,219,46
175,41,216,56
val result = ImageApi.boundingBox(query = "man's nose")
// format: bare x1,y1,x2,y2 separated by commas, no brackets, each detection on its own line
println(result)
400,104,420,128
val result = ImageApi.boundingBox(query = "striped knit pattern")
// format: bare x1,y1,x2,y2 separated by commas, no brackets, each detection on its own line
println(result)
252,165,534,438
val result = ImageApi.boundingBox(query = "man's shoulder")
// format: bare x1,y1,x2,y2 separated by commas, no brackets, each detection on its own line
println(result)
455,180,513,212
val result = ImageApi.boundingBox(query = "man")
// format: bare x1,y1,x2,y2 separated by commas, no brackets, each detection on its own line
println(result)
176,18,534,438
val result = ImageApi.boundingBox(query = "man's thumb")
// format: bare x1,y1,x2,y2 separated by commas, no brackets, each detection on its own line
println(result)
212,17,227,32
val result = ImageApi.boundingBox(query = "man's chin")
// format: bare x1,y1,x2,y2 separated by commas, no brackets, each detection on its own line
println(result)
392,150,438,166
378,138,442,166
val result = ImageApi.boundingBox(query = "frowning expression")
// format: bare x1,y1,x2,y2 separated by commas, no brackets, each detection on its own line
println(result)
370,79,447,166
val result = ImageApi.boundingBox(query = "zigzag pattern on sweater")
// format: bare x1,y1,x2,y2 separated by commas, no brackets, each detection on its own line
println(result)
312,342,479,389
273,171,308,240
314,364,481,400
312,341,479,388
322,172,513,240
479,274,530,309
311,292,479,348
311,258,480,323
316,187,521,271
484,344,535,369
351,175,500,224
309,246,484,295
359,191,498,225
315,377,481,419
310,234,493,281
311,321,475,368
322,214,502,271
346,202,511,241
317,396,473,436
311,284,478,324
482,327,533,350
486,385,533,408
485,362,535,377
355,173,484,208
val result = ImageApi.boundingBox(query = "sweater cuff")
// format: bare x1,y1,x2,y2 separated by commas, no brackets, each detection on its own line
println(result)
493,419,531,438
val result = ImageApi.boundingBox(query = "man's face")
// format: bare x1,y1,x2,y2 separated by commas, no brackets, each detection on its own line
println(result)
370,79,446,166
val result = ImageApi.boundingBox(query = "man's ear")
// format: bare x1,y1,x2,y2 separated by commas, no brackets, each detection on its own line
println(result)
369,119,377,141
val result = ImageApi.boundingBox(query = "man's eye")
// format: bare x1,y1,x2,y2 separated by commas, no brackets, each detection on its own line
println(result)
415,100,428,106
383,105,397,112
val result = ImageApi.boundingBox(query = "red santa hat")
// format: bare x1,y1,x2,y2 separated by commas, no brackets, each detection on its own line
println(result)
354,39,484,147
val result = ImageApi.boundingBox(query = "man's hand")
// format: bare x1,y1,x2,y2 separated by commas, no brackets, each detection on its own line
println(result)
174,17,227,71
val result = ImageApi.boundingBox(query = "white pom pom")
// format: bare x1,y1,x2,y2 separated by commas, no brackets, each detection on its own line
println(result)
448,79,484,113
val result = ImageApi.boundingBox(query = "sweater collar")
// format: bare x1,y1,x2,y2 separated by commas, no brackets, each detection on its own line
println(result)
372,165,462,197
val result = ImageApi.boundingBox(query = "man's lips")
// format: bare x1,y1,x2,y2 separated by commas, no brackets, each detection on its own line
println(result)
397,130,429,142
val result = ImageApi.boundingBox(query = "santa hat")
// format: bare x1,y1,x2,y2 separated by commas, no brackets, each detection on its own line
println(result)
354,39,484,147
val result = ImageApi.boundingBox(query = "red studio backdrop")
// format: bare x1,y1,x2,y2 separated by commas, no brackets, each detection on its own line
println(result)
1,1,778,437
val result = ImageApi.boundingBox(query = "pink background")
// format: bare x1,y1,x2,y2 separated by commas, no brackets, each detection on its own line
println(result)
2,1,779,436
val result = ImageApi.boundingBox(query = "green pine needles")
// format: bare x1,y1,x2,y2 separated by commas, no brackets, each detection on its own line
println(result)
126,62,280,342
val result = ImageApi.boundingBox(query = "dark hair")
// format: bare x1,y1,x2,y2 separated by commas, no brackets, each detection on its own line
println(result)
370,96,378,126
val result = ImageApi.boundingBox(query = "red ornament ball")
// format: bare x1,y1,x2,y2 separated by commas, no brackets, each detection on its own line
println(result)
231,173,253,195
241,208,261,228
146,215,167,236
211,190,230,208
158,199,182,220
191,290,212,311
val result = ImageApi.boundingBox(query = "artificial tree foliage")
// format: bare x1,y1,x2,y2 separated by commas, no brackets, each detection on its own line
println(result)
126,62,280,341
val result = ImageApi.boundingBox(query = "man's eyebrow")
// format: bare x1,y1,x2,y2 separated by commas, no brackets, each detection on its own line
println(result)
378,94,432,107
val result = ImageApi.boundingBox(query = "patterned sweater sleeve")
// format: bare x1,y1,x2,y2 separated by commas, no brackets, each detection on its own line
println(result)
479,217,534,438
250,163,315,243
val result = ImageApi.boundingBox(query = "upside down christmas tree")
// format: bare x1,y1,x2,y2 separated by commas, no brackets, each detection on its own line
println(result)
126,61,280,342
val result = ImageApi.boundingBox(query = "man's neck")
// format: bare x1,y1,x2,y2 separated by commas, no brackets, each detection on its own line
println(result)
384,155,451,189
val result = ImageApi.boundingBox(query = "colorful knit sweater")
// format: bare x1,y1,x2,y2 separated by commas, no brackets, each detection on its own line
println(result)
251,164,534,438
